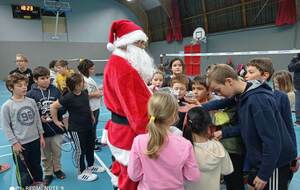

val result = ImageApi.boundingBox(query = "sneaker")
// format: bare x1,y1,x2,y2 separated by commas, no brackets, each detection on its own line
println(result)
54,170,66,179
77,171,98,182
94,145,102,151
43,175,53,186
95,140,106,147
95,139,101,145
88,165,105,173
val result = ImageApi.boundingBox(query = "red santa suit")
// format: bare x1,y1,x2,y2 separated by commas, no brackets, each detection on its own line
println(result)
103,20,151,190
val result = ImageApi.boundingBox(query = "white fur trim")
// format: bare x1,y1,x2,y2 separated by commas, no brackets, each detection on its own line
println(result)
107,43,115,52
107,137,130,166
112,48,127,60
114,30,148,48
111,174,118,186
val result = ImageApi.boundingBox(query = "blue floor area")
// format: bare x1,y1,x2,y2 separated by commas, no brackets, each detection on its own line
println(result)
0,76,114,190
0,76,300,189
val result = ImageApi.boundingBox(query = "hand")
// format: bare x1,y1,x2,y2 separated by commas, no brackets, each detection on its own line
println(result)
91,115,96,125
12,143,25,154
187,103,199,109
54,120,64,129
290,159,300,173
178,102,191,113
253,176,267,190
40,136,45,149
213,130,222,140
185,98,200,105
41,116,48,123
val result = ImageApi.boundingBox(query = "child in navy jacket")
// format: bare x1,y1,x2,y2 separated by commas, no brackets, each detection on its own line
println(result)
205,64,296,190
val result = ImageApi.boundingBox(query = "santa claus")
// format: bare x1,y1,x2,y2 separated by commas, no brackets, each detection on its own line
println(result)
103,19,156,190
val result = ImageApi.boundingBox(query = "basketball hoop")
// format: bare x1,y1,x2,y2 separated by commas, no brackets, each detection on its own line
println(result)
44,0,71,40
193,27,207,43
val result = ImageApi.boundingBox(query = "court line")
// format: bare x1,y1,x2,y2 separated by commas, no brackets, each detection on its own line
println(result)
94,152,117,185
0,144,11,148
0,133,103,149
0,153,12,158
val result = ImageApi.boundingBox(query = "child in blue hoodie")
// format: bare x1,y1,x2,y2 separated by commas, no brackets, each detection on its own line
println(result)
206,64,296,190
27,66,65,185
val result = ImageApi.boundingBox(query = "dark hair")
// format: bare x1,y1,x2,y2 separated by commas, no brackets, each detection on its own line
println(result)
49,60,56,69
192,75,208,90
65,73,83,92
247,57,274,81
77,59,95,77
169,58,185,73
33,66,50,79
5,73,29,93
183,106,212,145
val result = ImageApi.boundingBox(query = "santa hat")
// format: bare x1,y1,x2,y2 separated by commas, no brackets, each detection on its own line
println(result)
107,19,148,51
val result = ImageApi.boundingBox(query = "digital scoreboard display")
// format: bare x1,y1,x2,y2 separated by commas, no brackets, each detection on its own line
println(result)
11,5,41,19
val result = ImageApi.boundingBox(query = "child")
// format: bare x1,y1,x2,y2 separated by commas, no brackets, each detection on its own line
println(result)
245,58,297,155
288,54,300,123
128,92,200,189
183,106,233,190
149,70,164,92
171,74,189,130
55,59,73,129
49,60,57,86
55,59,74,92
163,58,192,90
50,73,103,182
191,76,210,104
272,70,295,112
27,66,65,185
207,64,296,190
77,59,102,151
9,53,34,91
1,73,45,188
196,73,245,190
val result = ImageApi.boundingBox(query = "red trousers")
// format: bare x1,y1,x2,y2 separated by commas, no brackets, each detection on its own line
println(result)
111,161,138,190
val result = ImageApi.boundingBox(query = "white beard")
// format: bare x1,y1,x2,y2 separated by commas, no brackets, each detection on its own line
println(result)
126,45,156,83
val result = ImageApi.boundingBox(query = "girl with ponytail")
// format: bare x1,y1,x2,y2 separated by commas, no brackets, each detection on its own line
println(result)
128,92,200,190
183,107,233,190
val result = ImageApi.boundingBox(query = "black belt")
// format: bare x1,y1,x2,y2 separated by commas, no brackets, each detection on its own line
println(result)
111,112,129,125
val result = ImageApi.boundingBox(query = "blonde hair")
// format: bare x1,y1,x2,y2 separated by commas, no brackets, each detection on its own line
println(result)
170,74,188,88
146,92,178,159
16,53,28,62
272,70,294,93
152,70,164,80
55,59,69,67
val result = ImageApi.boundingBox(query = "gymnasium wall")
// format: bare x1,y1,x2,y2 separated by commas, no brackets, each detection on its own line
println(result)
149,21,300,75
0,0,140,79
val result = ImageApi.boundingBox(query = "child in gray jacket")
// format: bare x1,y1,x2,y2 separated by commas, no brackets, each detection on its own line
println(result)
1,73,45,188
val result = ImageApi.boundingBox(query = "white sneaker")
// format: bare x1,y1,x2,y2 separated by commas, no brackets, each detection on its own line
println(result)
88,165,105,173
77,170,98,181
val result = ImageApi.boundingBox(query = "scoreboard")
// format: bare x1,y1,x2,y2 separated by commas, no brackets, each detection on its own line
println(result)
11,5,41,19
